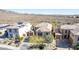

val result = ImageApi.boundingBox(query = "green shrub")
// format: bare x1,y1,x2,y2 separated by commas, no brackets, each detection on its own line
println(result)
19,37,24,42
74,44,79,50
0,32,2,34
45,35,55,43
29,35,44,44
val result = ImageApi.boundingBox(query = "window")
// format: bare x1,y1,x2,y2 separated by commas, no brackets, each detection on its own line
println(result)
65,30,67,33
23,34,26,36
14,29,18,32
29,32,33,36
9,34,13,38
77,37,79,41
15,35,19,39
64,35,67,38
9,29,12,32
38,32,42,36
27,32,29,36
46,32,49,35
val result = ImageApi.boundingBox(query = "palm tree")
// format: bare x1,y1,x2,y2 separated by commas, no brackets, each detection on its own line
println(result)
52,20,59,38
52,20,58,32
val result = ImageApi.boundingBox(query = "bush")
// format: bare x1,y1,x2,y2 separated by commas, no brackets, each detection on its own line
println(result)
29,35,44,44
0,32,2,34
45,35,55,43
29,35,45,49
74,44,79,50
16,36,24,42
19,37,24,42
28,44,46,50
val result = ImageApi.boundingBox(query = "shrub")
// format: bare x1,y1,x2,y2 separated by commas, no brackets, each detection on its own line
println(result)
29,35,44,44
45,35,55,43
74,44,79,50
19,37,24,42
0,32,2,34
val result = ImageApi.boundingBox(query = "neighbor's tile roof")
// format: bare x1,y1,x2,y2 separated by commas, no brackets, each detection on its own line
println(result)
35,22,52,32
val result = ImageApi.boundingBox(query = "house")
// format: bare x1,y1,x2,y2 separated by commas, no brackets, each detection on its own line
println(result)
60,24,78,39
69,29,79,46
6,22,32,39
35,22,52,37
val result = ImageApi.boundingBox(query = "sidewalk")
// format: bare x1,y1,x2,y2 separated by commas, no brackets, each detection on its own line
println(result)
0,44,20,50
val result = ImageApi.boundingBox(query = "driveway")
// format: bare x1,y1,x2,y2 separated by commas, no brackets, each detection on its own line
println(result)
20,42,30,50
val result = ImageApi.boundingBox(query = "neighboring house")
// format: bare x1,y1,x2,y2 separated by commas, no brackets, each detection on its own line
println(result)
35,22,52,37
69,29,79,46
6,22,32,39
60,24,77,39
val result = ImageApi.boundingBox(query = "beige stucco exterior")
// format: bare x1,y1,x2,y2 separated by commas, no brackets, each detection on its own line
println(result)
69,29,79,46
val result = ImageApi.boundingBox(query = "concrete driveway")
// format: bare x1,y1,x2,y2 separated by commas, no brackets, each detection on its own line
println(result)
20,42,30,50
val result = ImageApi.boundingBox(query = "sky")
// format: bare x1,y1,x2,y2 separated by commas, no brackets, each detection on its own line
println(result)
7,9,79,15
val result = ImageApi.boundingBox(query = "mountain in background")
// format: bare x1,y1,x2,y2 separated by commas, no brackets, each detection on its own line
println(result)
0,9,79,25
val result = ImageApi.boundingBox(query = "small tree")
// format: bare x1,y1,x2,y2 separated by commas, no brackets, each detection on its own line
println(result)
45,35,55,43
29,35,45,49
52,20,58,32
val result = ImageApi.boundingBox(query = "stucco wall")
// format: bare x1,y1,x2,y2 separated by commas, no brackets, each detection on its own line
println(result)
70,32,79,46
18,26,31,37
